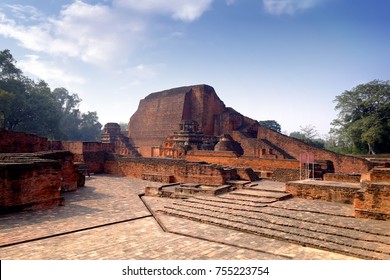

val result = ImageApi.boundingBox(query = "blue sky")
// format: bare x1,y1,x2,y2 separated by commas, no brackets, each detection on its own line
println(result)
0,0,389,136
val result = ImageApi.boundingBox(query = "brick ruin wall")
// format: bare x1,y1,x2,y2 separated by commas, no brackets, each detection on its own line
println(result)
354,182,390,220
361,168,390,182
104,154,238,185
257,126,374,174
0,131,87,213
287,167,390,220
128,88,188,156
186,150,301,181
323,173,361,183
0,160,63,213
0,130,49,152
128,85,258,157
285,181,361,204
0,130,112,174
0,151,84,213
61,141,114,174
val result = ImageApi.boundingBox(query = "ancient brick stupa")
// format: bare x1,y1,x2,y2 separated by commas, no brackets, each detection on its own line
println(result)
128,84,258,157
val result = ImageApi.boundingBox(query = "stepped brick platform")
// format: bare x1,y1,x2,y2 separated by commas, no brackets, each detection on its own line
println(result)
142,180,390,260
145,182,235,198
228,189,292,200
1,175,389,260
147,192,390,259
286,180,362,204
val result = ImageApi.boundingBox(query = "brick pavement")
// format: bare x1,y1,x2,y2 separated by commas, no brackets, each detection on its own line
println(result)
0,175,389,260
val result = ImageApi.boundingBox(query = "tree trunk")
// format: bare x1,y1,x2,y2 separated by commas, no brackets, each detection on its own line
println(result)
368,143,376,155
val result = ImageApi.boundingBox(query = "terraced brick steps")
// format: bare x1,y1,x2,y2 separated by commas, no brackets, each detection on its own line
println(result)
229,189,292,200
243,181,287,193
158,197,390,260
195,195,277,205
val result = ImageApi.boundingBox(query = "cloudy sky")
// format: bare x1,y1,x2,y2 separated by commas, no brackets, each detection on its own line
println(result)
0,0,389,135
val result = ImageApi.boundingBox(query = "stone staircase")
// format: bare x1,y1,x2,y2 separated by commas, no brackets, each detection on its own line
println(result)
157,182,390,259
226,180,292,202
118,134,141,157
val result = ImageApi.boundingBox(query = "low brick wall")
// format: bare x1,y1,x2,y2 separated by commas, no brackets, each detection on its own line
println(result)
186,151,300,171
257,126,374,174
104,155,238,185
61,141,114,173
354,182,390,220
141,173,174,183
0,130,49,152
361,168,390,183
272,168,303,182
0,151,84,213
323,173,361,183
285,181,361,204
0,160,64,213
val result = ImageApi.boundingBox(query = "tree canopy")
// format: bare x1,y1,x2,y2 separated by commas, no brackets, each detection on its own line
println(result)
258,120,281,133
0,49,102,141
289,124,325,148
330,80,390,154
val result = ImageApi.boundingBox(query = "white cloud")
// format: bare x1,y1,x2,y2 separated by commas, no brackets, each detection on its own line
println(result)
114,0,213,22
18,54,85,87
0,1,145,66
3,4,44,22
263,0,324,15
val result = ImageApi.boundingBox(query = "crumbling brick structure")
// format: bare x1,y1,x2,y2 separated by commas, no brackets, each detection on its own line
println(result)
0,151,84,213
101,123,140,157
60,141,114,174
128,85,257,157
104,154,239,185
0,130,49,152
127,84,372,178
255,126,373,174
0,130,85,213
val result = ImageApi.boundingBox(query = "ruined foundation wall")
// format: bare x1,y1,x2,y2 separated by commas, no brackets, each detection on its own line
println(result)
323,173,361,183
61,141,114,173
104,155,238,185
186,150,299,173
0,151,84,213
361,168,390,183
0,161,64,213
0,130,49,152
186,150,302,182
257,126,373,174
354,182,390,220
285,181,361,204
1,151,82,192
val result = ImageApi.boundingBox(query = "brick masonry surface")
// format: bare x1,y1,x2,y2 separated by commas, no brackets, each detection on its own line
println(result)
1,175,389,260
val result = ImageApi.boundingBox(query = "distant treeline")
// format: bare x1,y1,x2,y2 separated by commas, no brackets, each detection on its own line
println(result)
0,49,102,141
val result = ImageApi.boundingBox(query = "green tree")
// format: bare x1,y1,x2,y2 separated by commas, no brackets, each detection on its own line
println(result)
289,131,305,140
53,88,102,141
0,89,14,129
118,122,128,132
14,80,62,138
0,49,102,141
0,49,22,80
258,120,281,132
290,125,325,148
331,80,390,154
79,111,102,141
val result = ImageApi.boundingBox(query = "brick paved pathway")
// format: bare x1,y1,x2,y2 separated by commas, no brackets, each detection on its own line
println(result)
1,175,389,260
